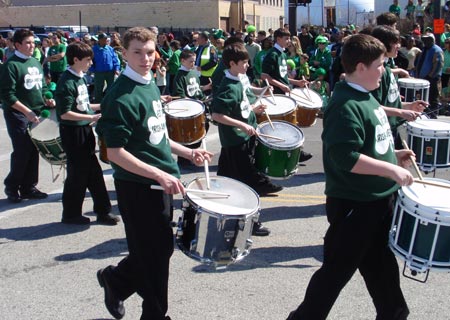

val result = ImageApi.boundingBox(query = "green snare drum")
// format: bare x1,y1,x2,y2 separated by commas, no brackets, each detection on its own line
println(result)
28,109,66,165
406,119,450,169
255,120,304,179
390,178,450,274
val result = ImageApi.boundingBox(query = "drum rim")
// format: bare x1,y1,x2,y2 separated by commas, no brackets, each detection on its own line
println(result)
185,176,260,216
398,178,450,221
256,120,305,150
260,95,297,114
407,119,450,136
398,78,430,88
164,98,205,118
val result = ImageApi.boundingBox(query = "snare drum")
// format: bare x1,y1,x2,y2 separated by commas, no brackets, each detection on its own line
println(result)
28,109,66,165
290,88,323,127
406,119,450,169
165,99,206,145
398,78,430,103
257,95,297,125
255,120,305,179
177,176,260,267
390,178,450,273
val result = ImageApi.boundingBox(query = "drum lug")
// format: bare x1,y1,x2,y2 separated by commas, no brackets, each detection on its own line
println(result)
238,219,246,231
287,151,291,158
231,247,240,260
176,217,184,237
284,169,288,176
268,149,271,156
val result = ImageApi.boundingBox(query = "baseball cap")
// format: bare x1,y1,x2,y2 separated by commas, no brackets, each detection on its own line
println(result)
97,33,107,40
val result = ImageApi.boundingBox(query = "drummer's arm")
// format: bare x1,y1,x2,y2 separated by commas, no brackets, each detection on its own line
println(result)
211,113,257,136
401,100,427,112
107,147,185,195
10,101,39,123
351,153,414,186
391,68,409,78
169,140,213,166
60,111,101,123
260,73,290,93
381,105,420,121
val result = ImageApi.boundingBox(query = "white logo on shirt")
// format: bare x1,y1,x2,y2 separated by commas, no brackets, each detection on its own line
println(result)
147,100,167,145
76,84,90,112
24,67,43,90
387,72,399,103
374,107,394,154
280,59,288,78
187,77,200,97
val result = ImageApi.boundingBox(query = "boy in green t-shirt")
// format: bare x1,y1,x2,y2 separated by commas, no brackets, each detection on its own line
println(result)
287,34,415,320
55,41,117,226
212,43,282,236
95,27,212,320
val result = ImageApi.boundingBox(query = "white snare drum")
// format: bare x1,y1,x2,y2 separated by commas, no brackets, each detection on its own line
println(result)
398,78,430,103
406,119,450,169
177,176,260,267
165,99,206,145
255,120,304,179
28,109,66,165
390,178,450,273
290,88,323,127
257,94,297,125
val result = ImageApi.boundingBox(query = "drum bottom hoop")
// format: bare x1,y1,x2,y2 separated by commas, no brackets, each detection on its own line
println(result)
408,134,450,168
176,205,259,266
254,143,301,179
390,202,450,272
31,137,67,165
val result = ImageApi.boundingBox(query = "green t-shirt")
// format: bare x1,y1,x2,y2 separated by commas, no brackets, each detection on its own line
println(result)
55,69,94,126
48,43,67,72
371,62,402,129
0,53,46,112
323,81,399,201
172,67,205,100
167,49,181,75
212,71,257,147
253,49,268,79
261,45,290,93
96,67,180,185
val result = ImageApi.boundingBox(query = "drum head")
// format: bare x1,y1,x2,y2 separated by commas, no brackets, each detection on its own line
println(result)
186,176,259,216
257,120,304,150
29,109,60,141
398,78,430,89
290,88,323,109
400,178,450,222
407,119,450,137
260,95,296,115
165,99,204,118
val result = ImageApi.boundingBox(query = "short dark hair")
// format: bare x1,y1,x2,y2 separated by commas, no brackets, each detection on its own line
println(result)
224,36,244,47
123,27,156,49
274,28,291,40
371,25,400,52
66,42,93,65
180,49,195,61
341,34,386,74
13,29,34,46
376,12,398,27
221,43,249,68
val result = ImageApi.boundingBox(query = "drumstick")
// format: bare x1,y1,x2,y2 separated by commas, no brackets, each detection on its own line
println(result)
202,139,211,190
401,139,424,181
253,86,269,107
413,179,450,189
264,79,278,106
151,185,230,197
290,89,314,104
257,133,285,141
264,112,275,130
164,107,189,111
302,76,313,102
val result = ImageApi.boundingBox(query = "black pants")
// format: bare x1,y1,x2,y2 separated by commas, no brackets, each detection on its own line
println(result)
3,108,39,192
108,179,174,320
217,137,268,190
289,195,409,320
60,124,110,219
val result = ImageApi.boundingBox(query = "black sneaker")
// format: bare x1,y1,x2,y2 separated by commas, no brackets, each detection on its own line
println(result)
61,216,91,225
97,213,120,226
20,188,48,199
97,267,125,319
5,187,22,203
299,151,313,163
255,183,283,196
252,221,270,236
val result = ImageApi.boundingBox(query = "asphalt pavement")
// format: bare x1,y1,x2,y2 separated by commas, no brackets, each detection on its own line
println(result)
1,109,450,320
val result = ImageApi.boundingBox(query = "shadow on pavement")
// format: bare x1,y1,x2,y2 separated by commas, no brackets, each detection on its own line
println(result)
261,204,325,222
54,238,128,262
